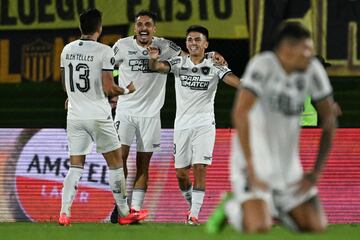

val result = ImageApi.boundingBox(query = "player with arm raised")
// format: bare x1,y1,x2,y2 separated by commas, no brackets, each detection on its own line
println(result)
148,25,240,225
109,10,227,222
59,8,147,226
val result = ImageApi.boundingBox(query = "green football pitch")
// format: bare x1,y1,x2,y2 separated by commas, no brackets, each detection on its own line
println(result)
0,223,359,240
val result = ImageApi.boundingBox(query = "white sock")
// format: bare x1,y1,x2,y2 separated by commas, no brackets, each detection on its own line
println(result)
131,189,145,211
60,167,83,216
181,185,192,207
109,167,129,217
225,198,243,232
190,189,205,218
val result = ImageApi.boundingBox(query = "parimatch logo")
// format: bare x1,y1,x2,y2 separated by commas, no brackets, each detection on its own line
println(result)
180,75,209,90
129,59,152,73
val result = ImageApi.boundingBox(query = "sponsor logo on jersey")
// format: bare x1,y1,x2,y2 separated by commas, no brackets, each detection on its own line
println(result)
169,58,181,66
192,67,198,73
129,59,151,72
180,75,209,90
152,143,161,148
169,41,181,52
269,92,304,116
142,50,148,55
203,156,212,161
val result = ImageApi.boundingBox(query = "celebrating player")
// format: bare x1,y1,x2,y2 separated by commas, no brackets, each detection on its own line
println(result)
207,22,337,233
148,25,241,225
110,10,227,222
59,8,146,226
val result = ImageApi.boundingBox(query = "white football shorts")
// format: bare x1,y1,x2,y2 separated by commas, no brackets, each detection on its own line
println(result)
67,119,121,155
173,124,215,169
230,135,318,215
114,113,161,152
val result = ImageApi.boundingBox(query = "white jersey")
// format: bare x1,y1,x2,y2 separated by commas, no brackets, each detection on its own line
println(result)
61,39,114,120
232,51,332,189
112,36,181,117
167,56,231,130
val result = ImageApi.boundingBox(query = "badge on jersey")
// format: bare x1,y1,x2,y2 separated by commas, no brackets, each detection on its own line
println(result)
201,66,210,75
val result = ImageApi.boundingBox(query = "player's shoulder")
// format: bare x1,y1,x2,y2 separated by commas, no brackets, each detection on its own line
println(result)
208,58,229,72
154,37,181,52
308,57,324,72
113,36,133,47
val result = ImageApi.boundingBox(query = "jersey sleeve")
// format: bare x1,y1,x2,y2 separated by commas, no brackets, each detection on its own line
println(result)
102,46,115,71
308,60,333,102
213,62,232,81
112,40,124,65
166,56,183,75
241,55,269,97
158,38,182,59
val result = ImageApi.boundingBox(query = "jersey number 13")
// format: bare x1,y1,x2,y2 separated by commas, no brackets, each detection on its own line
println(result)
68,63,90,92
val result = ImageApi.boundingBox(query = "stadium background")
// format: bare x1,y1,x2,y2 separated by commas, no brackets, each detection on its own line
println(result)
0,0,359,223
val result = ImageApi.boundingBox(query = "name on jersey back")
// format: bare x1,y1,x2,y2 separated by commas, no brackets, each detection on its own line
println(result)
66,53,94,62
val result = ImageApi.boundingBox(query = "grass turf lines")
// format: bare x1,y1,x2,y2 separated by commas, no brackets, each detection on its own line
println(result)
0,223,359,240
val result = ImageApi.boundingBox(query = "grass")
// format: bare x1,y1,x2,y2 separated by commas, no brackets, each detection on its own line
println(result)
0,222,359,240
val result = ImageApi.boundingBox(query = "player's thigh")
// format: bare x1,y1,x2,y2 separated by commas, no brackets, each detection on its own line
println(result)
289,195,327,232
174,128,192,169
92,119,121,154
114,114,136,147
192,125,215,166
135,116,161,152
66,120,93,155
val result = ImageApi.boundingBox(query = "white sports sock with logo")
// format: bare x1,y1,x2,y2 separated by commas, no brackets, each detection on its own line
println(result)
60,166,83,216
181,185,192,207
190,189,205,218
109,168,129,217
131,189,145,211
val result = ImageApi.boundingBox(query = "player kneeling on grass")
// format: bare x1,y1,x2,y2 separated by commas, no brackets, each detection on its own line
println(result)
59,8,147,226
206,21,337,234
148,25,241,225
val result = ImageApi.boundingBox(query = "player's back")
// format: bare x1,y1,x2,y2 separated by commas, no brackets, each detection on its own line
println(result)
61,40,113,120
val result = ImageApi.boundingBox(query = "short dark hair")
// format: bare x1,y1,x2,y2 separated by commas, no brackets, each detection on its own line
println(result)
186,25,209,40
79,8,102,35
272,21,311,49
135,10,157,24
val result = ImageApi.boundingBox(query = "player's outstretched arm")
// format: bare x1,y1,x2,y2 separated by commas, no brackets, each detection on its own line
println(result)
223,73,241,88
232,89,268,191
102,70,134,97
148,46,170,73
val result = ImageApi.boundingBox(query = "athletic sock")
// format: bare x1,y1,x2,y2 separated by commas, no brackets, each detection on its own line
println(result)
60,166,83,216
131,189,145,211
181,185,192,207
225,198,243,232
190,189,205,218
109,167,129,217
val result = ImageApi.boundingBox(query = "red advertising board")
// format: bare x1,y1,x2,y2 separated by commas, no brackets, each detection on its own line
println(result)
0,128,359,223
